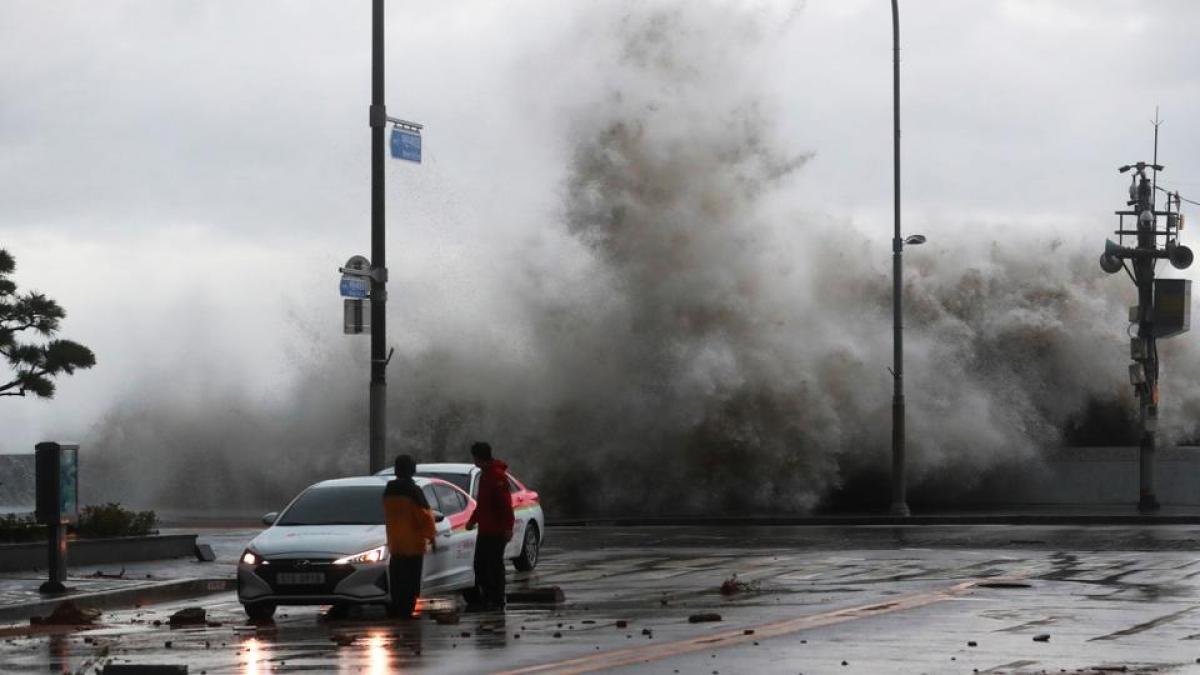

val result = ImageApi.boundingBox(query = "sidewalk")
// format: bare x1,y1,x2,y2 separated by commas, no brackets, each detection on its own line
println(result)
0,528,257,624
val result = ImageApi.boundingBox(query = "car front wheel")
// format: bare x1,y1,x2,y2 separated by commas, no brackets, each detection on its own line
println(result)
513,523,540,571
243,602,276,621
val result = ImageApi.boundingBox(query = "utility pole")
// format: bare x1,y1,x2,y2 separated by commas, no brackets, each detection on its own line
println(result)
339,0,421,474
1099,116,1194,513
369,0,388,474
890,0,924,516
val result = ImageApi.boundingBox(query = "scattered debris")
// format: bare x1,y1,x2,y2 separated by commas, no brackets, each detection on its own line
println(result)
101,666,187,674
719,574,760,596
688,613,723,624
553,632,563,638
616,620,629,628
87,567,125,579
168,607,207,627
743,629,755,636
642,628,653,636
194,543,217,562
967,640,977,647
30,601,101,626
1033,634,1051,642
507,586,565,604
432,611,460,625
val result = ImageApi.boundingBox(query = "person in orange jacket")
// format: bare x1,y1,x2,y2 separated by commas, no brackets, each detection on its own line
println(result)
465,441,515,610
382,454,436,618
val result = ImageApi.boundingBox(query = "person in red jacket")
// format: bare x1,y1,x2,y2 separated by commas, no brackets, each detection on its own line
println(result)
465,441,515,610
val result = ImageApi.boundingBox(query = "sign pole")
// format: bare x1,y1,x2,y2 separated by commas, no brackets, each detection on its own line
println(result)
369,0,388,475
35,442,78,594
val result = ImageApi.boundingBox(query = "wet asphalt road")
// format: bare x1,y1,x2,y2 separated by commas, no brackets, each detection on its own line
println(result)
8,525,1200,673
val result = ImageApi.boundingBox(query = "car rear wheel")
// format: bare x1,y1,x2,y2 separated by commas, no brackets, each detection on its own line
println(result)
243,602,276,621
513,523,540,571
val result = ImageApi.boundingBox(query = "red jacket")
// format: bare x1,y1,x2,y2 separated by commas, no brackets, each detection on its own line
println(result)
468,459,515,536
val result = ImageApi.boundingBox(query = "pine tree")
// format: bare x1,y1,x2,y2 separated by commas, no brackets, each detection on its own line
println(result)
0,249,95,398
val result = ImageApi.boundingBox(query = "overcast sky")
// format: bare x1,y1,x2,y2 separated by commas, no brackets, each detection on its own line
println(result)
2,0,1199,455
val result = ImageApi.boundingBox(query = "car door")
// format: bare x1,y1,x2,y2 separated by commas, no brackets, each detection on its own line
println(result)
503,474,527,559
420,484,453,590
432,482,476,589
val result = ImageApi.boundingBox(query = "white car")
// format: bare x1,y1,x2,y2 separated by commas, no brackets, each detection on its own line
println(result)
237,475,477,620
376,463,545,571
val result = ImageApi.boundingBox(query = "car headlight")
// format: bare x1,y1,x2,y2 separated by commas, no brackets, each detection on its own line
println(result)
333,545,389,565
241,549,260,565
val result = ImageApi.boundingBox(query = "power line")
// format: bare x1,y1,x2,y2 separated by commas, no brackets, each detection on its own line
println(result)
1154,185,1200,207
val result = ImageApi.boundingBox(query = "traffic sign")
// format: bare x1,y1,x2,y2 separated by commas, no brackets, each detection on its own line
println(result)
340,276,370,299
390,127,421,163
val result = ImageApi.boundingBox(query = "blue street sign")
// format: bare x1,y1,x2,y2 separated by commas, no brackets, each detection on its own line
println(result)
340,276,370,299
390,127,422,163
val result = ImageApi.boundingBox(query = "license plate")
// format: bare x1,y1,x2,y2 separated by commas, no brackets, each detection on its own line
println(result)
276,572,324,585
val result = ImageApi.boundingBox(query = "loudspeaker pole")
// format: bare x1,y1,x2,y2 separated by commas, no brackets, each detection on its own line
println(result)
1098,114,1195,513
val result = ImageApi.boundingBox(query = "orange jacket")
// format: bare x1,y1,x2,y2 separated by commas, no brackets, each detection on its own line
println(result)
382,479,436,557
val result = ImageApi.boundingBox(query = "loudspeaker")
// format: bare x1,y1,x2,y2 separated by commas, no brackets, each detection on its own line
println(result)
1168,244,1194,270
1099,252,1123,274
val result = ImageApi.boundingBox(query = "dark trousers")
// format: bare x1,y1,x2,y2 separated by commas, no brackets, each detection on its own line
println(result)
389,554,423,617
474,534,507,608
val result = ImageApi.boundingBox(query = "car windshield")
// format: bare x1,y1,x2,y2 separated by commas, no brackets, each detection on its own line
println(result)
276,485,385,526
414,471,471,495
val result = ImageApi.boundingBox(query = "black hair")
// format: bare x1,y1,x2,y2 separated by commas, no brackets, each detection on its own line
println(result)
470,441,493,461
394,454,416,478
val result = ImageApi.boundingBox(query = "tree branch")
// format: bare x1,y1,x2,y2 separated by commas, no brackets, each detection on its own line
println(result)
0,318,39,335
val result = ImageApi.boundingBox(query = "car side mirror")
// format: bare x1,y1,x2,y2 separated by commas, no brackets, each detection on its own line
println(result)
262,512,278,526
433,510,446,523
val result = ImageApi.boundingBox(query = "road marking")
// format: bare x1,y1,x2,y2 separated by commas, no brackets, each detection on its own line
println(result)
1090,605,1197,641
494,580,977,674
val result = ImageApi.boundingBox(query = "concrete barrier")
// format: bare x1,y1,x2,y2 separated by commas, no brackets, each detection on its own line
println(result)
0,534,198,572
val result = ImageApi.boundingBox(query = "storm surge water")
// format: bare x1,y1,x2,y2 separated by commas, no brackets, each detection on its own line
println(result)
82,3,1199,516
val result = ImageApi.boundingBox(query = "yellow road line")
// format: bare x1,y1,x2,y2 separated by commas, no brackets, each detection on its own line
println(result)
494,580,977,675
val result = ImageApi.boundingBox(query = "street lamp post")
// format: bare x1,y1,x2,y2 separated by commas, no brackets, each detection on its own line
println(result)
890,0,923,516
368,0,388,474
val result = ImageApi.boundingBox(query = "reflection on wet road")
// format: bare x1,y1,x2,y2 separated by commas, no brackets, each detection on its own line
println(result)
7,525,1200,673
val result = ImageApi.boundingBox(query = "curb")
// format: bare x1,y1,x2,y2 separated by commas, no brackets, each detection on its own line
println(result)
546,514,1200,527
0,534,199,573
0,577,235,624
